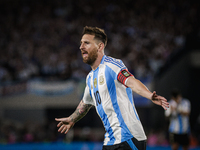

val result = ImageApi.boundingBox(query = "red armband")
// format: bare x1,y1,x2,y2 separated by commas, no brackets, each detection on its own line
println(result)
117,69,134,85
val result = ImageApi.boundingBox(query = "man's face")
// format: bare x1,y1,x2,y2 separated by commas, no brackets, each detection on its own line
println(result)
176,95,182,103
80,34,99,65
173,95,182,103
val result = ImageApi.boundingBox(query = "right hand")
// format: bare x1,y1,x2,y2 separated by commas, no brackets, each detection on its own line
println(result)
55,117,75,134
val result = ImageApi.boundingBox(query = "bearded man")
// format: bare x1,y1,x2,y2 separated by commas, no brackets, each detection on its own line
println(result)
55,26,169,150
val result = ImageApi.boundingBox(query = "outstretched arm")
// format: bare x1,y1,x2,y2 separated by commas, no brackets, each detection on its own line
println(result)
126,77,169,110
55,100,93,134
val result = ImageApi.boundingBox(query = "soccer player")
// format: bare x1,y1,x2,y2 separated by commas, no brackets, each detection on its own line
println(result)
165,89,191,150
55,26,169,150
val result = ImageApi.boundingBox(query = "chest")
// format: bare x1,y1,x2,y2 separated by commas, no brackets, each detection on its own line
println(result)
89,67,115,107
90,68,108,95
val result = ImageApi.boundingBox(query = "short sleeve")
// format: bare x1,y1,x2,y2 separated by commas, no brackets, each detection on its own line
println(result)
82,84,95,106
182,99,191,113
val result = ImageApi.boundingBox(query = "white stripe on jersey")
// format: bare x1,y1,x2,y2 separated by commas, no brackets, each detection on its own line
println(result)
82,55,147,145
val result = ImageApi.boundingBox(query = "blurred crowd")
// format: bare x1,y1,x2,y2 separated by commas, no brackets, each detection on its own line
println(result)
0,119,59,143
0,119,105,143
0,0,200,146
0,0,199,82
1,118,199,147
0,117,169,144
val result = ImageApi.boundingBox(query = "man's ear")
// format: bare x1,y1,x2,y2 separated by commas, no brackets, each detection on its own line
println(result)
98,42,104,51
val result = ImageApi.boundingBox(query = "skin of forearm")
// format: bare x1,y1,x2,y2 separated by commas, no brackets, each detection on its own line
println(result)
171,107,190,116
179,111,190,116
69,100,92,123
127,77,152,100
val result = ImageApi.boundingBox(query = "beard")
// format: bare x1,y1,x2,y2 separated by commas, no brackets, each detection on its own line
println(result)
82,48,98,65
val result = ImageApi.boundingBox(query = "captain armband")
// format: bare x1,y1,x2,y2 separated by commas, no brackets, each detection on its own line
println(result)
117,69,134,85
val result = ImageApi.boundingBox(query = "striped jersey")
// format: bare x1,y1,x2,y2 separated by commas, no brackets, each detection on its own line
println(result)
82,55,147,145
165,98,191,134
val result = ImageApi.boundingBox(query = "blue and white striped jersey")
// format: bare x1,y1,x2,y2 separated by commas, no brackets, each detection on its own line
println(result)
82,55,147,145
165,98,191,134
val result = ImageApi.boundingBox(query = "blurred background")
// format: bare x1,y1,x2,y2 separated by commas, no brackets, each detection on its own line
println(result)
0,0,200,149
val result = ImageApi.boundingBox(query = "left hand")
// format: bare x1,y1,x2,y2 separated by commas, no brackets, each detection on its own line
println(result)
151,91,169,110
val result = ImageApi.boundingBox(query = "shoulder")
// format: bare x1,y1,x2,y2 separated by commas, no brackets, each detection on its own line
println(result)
169,99,175,103
182,98,191,105
86,70,92,78
86,71,93,84
102,55,126,70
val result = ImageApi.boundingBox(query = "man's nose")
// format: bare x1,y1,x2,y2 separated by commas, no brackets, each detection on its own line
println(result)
80,43,84,50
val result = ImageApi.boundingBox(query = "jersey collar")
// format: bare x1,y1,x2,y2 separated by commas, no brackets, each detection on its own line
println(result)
100,55,106,64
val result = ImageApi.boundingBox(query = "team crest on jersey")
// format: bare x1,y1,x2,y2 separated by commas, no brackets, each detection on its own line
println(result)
99,75,104,85
94,78,97,88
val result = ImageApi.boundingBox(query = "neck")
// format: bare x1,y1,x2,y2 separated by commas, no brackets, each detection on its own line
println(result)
91,54,104,70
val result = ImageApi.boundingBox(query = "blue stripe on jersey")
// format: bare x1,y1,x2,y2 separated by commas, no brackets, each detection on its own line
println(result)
126,139,138,150
87,75,92,98
126,88,140,121
104,56,125,69
105,66,133,143
178,114,183,134
93,67,115,144
169,120,175,133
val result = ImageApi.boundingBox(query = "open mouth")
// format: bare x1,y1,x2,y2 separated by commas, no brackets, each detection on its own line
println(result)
82,51,88,58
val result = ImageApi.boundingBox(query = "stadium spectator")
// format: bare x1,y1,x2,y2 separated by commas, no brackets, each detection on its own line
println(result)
165,89,191,150
0,0,198,82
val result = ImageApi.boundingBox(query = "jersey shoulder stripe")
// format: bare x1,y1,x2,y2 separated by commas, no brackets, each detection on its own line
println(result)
104,56,125,69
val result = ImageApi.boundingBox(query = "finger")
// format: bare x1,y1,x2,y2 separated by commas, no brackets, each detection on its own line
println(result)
61,126,66,133
61,126,69,134
152,91,159,100
162,102,169,109
159,97,167,101
165,102,169,106
162,105,167,110
161,99,168,104
64,128,69,134
162,104,169,110
57,122,63,127
55,118,64,121
58,125,65,132
152,91,157,96
162,100,169,106
157,96,167,102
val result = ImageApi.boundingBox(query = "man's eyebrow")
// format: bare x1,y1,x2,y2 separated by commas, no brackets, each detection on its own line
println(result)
80,40,89,44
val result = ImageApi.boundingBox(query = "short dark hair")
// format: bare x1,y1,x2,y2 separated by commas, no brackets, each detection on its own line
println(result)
171,88,181,98
82,26,107,47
